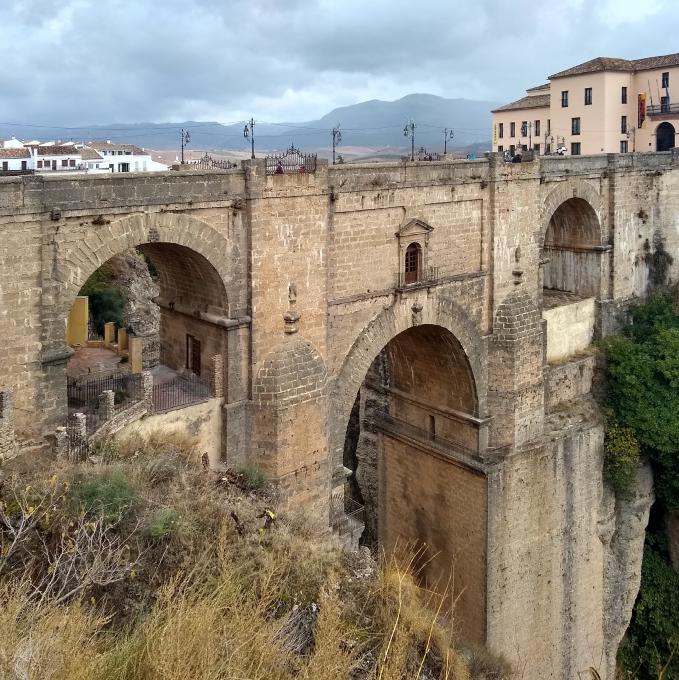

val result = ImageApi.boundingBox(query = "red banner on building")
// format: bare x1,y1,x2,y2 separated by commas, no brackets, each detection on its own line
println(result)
638,93,646,129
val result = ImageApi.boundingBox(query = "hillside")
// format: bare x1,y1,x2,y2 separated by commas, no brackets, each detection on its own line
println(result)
0,94,496,156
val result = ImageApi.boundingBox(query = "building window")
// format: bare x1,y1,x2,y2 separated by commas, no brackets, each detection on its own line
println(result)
661,96,670,113
662,72,670,89
404,242,422,284
498,123,504,138
69,159,75,167
37,160,42,168
571,142,581,156
547,119,551,135
571,117,581,135
509,144,515,155
520,121,528,136
498,145,503,152
561,91,569,107
21,161,27,170
61,159,68,167
1,162,7,171
620,140,628,153
510,122,515,137
186,334,201,376
535,120,541,136
621,115,627,134
545,143,552,154
533,143,540,152
622,86,628,104
584,87,592,105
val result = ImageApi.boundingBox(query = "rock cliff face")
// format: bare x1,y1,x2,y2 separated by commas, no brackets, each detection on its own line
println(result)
106,250,160,337
601,463,654,677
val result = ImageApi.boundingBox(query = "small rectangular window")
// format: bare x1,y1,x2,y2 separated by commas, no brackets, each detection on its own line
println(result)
571,117,581,135
2,161,7,171
498,122,504,138
661,96,670,113
571,142,581,156
37,160,42,168
510,122,515,137
561,91,569,107
498,145,503,152
69,159,75,167
521,121,528,136
61,159,67,167
509,144,515,155
584,87,592,105
535,120,541,136
533,143,540,152
21,160,27,170
621,115,627,134
545,143,552,154
620,140,628,153
662,72,670,89
622,86,628,104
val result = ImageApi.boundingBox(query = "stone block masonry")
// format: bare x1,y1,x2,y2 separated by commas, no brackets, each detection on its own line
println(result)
1,152,678,678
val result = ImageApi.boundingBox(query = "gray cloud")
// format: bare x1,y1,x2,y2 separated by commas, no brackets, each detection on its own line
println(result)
0,0,676,126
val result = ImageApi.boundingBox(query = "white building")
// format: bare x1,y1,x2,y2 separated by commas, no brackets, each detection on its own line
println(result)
89,141,168,173
0,146,32,173
28,142,84,172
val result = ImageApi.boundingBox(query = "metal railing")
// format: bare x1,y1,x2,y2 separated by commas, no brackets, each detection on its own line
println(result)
396,266,439,289
265,145,317,175
330,494,365,534
67,373,143,433
188,153,238,170
647,103,679,117
152,372,212,413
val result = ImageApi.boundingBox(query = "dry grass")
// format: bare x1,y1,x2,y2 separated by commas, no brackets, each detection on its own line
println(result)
0,435,510,680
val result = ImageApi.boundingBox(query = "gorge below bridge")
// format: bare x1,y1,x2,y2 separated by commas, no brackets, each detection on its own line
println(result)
2,150,679,678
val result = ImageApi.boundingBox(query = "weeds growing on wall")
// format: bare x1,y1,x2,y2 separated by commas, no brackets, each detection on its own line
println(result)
602,290,679,677
0,430,510,679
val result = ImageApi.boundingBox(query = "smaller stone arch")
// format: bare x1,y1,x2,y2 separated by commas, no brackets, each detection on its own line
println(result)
541,182,604,298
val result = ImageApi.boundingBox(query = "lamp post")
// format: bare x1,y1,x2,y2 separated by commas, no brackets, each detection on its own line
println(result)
443,128,455,155
332,125,342,165
243,118,255,159
180,128,190,164
403,120,416,161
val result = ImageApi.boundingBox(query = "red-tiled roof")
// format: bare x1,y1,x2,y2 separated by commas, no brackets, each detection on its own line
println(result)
79,146,103,160
526,83,550,92
90,141,146,154
0,148,31,159
36,145,81,156
549,53,679,79
492,94,550,113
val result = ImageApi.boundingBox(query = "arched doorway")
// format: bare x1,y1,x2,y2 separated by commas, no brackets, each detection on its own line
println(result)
343,324,487,644
543,197,601,298
656,122,676,152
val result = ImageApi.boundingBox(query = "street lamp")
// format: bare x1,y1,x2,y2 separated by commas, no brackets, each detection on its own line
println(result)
332,125,342,165
180,129,190,164
404,120,416,161
443,128,455,155
243,119,255,159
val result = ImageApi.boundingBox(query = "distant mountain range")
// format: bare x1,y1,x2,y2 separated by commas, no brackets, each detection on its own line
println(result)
0,94,497,155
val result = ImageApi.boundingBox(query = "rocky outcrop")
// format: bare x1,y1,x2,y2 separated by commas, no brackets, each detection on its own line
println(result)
601,462,654,678
106,250,160,337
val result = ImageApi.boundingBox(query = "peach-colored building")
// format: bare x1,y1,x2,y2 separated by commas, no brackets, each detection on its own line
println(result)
492,53,679,156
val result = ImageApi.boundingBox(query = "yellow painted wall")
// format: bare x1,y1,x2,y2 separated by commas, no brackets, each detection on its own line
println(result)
66,296,88,346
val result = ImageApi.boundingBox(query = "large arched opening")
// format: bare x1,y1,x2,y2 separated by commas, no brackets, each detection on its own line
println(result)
342,323,487,645
64,241,229,435
656,122,676,152
543,197,601,299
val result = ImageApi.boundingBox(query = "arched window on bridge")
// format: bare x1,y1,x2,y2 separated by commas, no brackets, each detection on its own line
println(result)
404,242,422,284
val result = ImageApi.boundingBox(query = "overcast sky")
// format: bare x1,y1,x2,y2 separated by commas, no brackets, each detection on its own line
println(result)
1,0,677,127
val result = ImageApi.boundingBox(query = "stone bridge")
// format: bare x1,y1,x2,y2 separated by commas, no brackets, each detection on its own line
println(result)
2,151,679,677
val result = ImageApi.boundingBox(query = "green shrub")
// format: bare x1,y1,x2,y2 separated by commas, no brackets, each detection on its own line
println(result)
604,421,641,499
79,267,125,334
142,455,182,487
238,464,266,491
114,389,128,405
70,468,137,520
147,508,181,541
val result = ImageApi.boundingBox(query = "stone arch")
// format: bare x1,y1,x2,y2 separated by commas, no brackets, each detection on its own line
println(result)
330,292,486,472
541,179,603,244
58,212,240,318
541,182,604,298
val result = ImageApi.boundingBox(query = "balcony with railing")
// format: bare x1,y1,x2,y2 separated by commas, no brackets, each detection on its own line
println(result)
396,266,439,290
647,102,679,118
